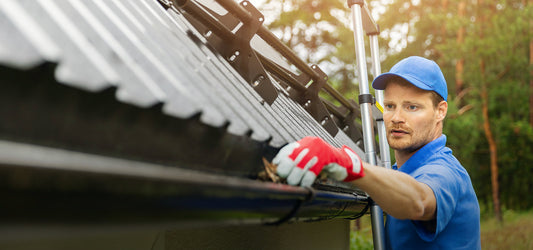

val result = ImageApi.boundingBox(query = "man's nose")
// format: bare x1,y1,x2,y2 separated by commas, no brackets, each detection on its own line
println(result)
390,109,405,123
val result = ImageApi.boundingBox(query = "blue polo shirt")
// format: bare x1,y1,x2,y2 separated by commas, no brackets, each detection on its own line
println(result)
385,135,480,250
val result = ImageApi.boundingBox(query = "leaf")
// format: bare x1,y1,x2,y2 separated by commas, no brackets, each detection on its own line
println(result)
259,157,281,183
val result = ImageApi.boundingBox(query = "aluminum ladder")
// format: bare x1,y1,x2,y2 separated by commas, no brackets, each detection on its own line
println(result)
347,0,392,249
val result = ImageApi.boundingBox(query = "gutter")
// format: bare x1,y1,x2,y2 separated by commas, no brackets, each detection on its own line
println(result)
0,140,368,226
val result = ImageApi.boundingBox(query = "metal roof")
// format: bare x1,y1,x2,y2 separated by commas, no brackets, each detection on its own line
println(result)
0,0,374,229
0,0,363,152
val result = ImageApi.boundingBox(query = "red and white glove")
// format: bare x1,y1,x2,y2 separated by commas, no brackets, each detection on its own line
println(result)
272,136,365,187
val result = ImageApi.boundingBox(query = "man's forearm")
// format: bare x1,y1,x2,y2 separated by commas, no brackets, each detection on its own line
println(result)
351,163,436,221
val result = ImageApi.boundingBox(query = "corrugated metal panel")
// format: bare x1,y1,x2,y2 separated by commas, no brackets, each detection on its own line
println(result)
0,1,61,69
0,0,362,153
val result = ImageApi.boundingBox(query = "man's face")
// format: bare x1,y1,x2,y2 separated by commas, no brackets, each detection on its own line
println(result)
383,81,446,153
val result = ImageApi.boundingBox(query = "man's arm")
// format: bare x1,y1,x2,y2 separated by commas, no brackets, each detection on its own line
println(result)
353,163,436,221
272,136,436,221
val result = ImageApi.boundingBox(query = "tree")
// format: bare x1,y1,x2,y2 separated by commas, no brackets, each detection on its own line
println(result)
255,0,533,215
359,0,533,215
258,0,366,96
436,0,532,218
529,0,533,128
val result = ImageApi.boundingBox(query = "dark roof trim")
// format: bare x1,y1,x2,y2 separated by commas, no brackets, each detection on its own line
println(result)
0,140,368,225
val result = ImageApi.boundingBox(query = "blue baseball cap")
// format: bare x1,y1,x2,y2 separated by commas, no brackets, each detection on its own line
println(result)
372,56,448,101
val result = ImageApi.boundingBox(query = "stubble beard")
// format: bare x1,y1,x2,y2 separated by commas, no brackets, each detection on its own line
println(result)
388,136,425,154
387,125,433,154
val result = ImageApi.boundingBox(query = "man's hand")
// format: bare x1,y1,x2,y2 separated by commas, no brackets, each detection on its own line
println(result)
272,137,364,187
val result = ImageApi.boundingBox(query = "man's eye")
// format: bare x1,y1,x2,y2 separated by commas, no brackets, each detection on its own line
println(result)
407,105,418,110
385,104,394,110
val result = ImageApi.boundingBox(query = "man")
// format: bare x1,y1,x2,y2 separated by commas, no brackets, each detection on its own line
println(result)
273,56,481,249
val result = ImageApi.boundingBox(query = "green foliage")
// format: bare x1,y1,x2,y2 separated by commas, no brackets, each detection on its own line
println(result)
374,0,533,212
435,0,532,211
481,209,533,249
350,230,373,250
350,209,533,249
256,0,533,212
260,0,359,95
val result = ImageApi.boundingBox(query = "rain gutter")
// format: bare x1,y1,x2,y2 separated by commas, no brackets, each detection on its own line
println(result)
0,140,368,226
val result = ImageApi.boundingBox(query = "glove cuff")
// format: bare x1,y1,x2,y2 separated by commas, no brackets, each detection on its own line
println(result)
340,146,365,182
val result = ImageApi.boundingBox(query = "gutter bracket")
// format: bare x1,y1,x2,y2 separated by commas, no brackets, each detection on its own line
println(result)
287,65,339,136
176,0,279,105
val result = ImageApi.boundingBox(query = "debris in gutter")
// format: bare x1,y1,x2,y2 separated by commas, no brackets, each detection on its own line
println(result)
258,157,329,184
258,157,282,183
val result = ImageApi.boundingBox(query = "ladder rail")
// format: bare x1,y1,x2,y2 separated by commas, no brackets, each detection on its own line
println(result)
369,35,392,170
348,1,387,249
350,3,376,165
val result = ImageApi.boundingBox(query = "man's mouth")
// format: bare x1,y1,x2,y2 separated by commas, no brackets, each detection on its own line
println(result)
390,129,409,137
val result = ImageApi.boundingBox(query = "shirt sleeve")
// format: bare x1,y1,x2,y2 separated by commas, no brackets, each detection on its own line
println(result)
410,164,461,241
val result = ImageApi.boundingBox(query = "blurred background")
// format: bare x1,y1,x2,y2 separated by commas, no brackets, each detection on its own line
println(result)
250,0,532,248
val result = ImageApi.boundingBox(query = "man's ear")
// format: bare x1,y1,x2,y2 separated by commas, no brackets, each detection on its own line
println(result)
437,101,448,121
